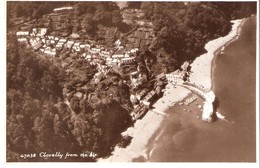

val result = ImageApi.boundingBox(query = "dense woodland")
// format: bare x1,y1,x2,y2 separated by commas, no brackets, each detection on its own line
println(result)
7,1,256,161
7,1,128,32
138,2,256,73
7,35,133,161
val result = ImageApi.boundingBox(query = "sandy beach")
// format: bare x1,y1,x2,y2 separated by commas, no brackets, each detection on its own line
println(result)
189,19,244,90
99,85,191,162
98,19,244,162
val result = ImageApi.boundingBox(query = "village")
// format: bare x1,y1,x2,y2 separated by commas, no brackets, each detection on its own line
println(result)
15,6,215,122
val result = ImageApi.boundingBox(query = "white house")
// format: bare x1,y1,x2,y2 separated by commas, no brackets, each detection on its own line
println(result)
32,28,37,33
36,37,41,41
91,47,101,54
86,55,92,59
50,51,57,56
82,53,87,58
124,52,130,58
65,40,74,48
112,54,125,59
30,31,37,36
115,39,121,46
36,28,48,37
17,38,28,43
59,38,67,43
105,58,112,65
85,44,91,48
48,36,55,40
33,43,43,51
121,57,135,64
44,49,51,55
72,42,81,52
106,57,112,62
73,42,80,47
100,50,110,58
53,6,73,12
103,51,110,55
41,38,46,43
50,40,56,44
80,44,87,49
111,59,120,65
130,48,139,53
16,31,29,36
29,38,37,46
56,43,64,49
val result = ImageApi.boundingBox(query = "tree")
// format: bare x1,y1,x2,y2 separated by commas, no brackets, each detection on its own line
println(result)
127,2,142,9
82,15,97,35
70,96,81,114
112,10,122,26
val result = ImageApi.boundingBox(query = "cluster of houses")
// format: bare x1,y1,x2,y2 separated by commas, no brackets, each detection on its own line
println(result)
15,6,202,123
15,6,153,69
129,71,166,120
82,45,138,67
16,26,192,122
16,27,139,68
165,70,186,85
165,61,191,85
130,70,148,89
128,60,192,120
17,28,65,57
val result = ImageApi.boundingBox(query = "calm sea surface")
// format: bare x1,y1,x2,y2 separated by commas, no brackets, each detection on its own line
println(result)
145,16,256,162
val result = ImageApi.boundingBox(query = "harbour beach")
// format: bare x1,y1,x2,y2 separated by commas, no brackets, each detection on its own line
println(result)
99,85,191,162
99,18,248,162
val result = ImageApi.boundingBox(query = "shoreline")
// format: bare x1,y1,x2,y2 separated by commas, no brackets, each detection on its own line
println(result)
98,19,245,162
211,18,246,91
98,85,191,162
189,19,244,90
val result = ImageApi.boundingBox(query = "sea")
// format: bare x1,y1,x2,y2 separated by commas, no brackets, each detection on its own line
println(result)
143,16,256,162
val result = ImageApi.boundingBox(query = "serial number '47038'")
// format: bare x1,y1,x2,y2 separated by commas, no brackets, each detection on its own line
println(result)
20,153,37,159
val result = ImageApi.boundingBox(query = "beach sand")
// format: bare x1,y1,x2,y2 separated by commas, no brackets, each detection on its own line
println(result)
98,19,244,162
98,85,191,162
189,19,244,90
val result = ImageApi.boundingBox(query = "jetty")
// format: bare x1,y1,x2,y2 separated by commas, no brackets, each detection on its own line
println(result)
181,82,215,122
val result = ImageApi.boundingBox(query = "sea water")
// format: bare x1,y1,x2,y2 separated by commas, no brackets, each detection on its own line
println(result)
146,16,256,162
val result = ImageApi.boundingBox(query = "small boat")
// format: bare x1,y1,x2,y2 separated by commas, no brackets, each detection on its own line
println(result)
216,111,225,119
216,111,234,123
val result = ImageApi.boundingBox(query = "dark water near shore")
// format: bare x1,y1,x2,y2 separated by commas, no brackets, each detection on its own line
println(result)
146,17,256,162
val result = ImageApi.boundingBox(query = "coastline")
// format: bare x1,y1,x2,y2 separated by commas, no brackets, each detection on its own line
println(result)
189,19,244,90
211,18,246,91
98,85,191,162
98,19,245,162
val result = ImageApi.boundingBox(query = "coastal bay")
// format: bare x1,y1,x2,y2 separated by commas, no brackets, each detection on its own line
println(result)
146,16,256,162
99,16,256,162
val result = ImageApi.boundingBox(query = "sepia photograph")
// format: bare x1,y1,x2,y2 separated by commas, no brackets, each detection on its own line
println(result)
4,0,258,165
